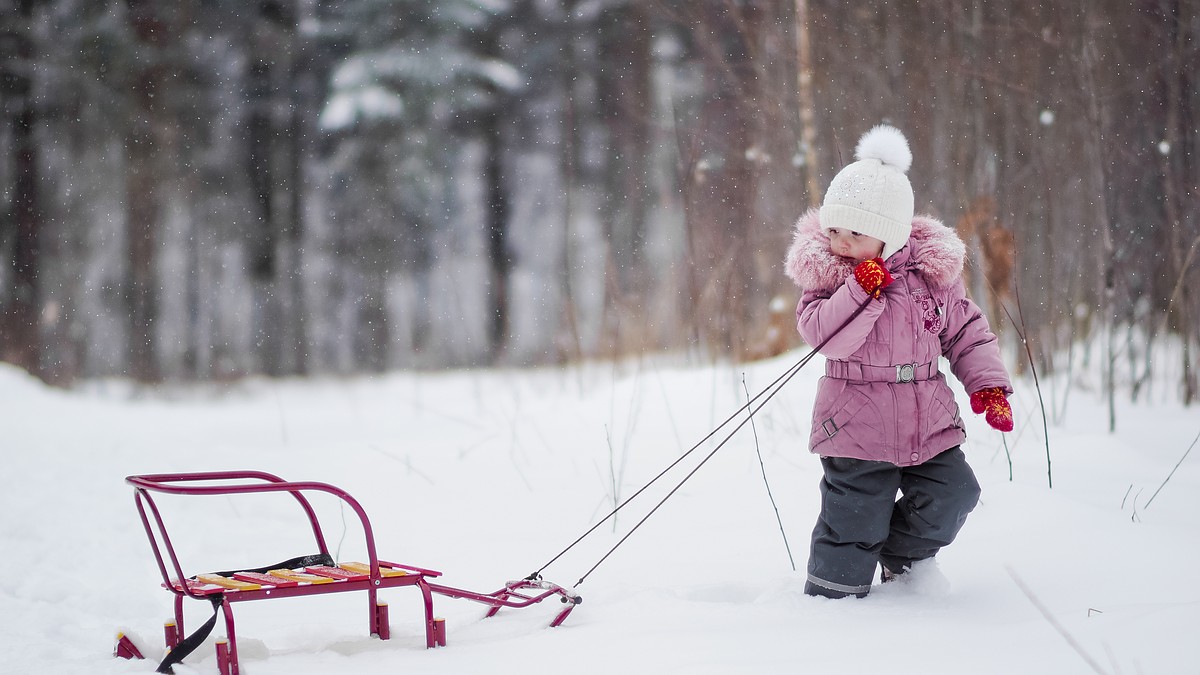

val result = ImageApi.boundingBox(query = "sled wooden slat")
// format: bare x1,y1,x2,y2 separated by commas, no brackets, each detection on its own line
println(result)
167,578,224,596
304,565,368,581
231,571,299,588
339,560,409,577
196,574,262,591
266,569,335,584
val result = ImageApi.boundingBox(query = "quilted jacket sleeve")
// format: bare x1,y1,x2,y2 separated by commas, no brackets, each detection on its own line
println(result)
939,279,1012,395
797,274,885,359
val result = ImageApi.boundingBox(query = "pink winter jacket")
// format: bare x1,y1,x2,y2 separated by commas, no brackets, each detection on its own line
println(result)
784,209,1012,467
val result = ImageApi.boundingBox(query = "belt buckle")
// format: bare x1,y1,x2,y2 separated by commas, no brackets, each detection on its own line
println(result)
821,419,839,438
896,363,915,383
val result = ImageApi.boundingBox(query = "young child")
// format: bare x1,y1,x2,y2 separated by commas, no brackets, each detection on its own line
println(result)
783,125,1013,599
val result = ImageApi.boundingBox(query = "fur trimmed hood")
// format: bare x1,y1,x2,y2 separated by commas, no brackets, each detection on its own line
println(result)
784,208,965,292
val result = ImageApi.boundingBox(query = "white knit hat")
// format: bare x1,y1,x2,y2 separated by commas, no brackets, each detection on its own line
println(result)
819,125,915,260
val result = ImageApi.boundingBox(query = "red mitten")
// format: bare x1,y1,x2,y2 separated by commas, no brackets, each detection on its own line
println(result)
970,387,1013,432
853,258,895,299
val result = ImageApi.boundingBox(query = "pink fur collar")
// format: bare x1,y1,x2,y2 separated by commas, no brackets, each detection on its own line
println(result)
783,208,965,292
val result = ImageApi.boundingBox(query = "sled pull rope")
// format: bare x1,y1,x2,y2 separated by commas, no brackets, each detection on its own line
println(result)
530,295,875,586
571,352,812,587
525,339,808,581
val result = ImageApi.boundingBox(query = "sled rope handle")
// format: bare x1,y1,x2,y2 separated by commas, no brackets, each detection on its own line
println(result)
529,295,875,586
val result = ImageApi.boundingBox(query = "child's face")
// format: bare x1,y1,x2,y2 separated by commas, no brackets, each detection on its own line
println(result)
826,228,885,261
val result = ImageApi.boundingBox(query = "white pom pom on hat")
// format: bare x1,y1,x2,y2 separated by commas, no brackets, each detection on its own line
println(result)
855,124,912,173
820,124,915,260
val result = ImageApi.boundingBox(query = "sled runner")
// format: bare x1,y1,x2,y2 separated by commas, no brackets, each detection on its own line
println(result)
125,471,580,675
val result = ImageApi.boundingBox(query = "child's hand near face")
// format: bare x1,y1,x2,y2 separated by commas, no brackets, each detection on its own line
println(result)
854,258,895,298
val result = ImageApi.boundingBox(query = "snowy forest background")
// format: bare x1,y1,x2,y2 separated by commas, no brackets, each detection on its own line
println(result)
0,0,1197,404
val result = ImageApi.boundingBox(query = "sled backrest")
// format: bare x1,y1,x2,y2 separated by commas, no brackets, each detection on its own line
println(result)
126,471,383,599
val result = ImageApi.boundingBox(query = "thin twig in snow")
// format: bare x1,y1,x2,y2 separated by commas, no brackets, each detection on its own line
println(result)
1002,433,1013,482
1013,284,1054,488
1006,566,1111,675
651,362,685,453
1143,427,1200,510
605,424,621,532
742,374,795,571
982,268,1054,488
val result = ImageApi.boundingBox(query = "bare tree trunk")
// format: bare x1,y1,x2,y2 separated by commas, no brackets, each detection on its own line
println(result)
124,0,171,383
239,1,311,377
1182,0,1200,404
693,2,757,355
286,10,313,377
479,27,511,362
246,8,283,375
652,0,795,357
0,0,41,378
1079,11,1119,430
1158,0,1197,403
556,0,583,362
483,115,509,361
247,59,279,374
598,4,653,298
793,0,820,207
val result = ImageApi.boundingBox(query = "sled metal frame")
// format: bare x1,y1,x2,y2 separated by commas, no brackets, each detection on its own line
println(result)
127,471,579,674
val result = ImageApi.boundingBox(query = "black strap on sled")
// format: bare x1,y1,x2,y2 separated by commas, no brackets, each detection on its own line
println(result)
157,595,222,674
156,553,335,674
210,552,334,579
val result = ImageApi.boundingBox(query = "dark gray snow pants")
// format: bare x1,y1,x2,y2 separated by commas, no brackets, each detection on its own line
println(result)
804,446,980,599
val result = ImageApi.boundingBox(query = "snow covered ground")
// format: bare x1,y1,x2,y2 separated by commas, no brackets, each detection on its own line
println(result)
1,349,1197,674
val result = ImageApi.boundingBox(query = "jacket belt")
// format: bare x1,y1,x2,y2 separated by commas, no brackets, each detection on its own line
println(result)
825,360,939,383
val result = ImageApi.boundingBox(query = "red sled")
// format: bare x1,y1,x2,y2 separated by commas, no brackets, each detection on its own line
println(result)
126,471,580,675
